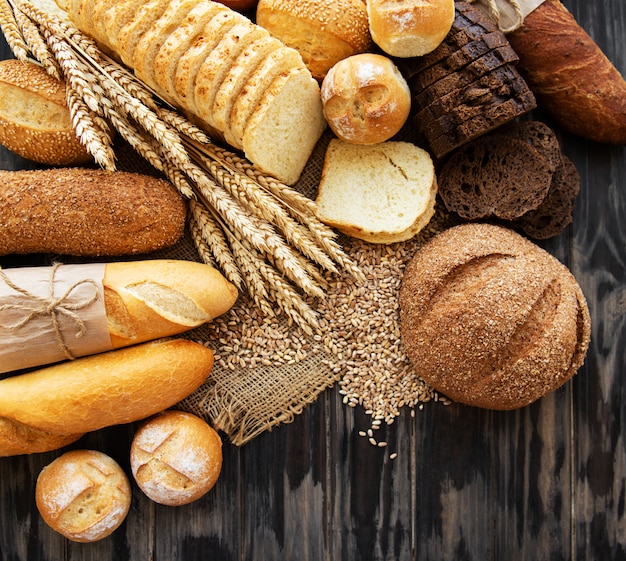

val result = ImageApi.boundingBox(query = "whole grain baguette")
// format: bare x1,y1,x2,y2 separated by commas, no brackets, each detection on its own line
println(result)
507,0,626,145
0,338,214,456
0,168,186,256
0,59,91,166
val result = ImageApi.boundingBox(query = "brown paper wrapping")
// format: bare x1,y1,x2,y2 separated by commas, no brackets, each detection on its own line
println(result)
471,0,545,32
0,263,112,374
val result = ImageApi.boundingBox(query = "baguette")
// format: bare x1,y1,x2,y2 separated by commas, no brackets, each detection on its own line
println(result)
507,0,626,145
0,168,186,257
0,259,238,372
0,59,91,166
103,259,238,348
0,338,214,456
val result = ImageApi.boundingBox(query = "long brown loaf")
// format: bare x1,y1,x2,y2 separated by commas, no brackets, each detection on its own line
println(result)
507,0,626,145
0,168,186,257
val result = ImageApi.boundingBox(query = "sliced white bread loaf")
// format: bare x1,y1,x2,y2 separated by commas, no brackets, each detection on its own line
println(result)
62,0,326,185
315,139,438,244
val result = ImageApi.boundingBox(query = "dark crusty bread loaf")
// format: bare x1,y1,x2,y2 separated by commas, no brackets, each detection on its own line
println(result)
507,0,626,145
0,168,186,256
437,134,553,220
399,223,591,410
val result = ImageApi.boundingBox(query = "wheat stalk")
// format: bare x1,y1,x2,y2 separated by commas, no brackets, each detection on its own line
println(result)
1,0,363,333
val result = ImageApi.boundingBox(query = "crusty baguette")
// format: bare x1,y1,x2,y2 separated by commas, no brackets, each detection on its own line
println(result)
0,168,186,256
0,259,238,373
0,338,214,456
507,0,626,145
0,59,91,166
103,259,238,347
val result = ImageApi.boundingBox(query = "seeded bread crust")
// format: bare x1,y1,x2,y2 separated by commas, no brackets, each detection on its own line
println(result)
399,223,591,410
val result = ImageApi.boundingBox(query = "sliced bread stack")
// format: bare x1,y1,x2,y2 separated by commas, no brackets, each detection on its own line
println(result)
438,121,580,239
397,1,536,159
59,0,326,185
315,139,438,244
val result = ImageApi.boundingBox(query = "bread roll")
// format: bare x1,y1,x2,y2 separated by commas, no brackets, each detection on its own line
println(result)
0,59,91,166
507,0,626,145
0,168,185,257
316,139,437,243
36,449,131,542
0,338,214,456
366,0,455,58
399,223,591,410
321,53,411,145
255,0,372,81
130,410,222,506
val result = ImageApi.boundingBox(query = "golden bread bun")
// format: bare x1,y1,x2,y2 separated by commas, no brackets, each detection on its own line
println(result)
366,0,455,57
256,0,372,80
399,223,591,409
321,53,410,144
130,411,223,506
0,59,91,165
35,450,131,542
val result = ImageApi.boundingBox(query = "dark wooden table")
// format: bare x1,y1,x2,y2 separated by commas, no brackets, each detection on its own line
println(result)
1,1,625,559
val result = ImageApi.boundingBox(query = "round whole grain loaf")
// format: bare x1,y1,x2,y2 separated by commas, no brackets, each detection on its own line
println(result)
399,223,591,410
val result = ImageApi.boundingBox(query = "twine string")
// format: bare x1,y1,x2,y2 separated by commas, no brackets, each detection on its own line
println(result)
467,0,525,33
0,263,100,360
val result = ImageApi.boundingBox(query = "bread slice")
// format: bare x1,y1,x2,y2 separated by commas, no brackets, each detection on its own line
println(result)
151,2,224,103
115,0,171,67
193,20,265,137
315,140,437,243
228,44,305,149
242,67,326,185
438,135,553,220
173,9,238,117
213,34,281,147
132,0,200,94
99,0,149,53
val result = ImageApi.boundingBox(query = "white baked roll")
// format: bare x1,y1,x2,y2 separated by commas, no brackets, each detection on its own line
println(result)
130,410,223,506
321,53,411,145
366,0,455,58
35,450,132,543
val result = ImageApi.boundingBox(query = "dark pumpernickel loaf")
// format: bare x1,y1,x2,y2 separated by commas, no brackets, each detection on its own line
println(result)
399,223,591,410
416,78,532,136
437,134,553,219
426,91,537,157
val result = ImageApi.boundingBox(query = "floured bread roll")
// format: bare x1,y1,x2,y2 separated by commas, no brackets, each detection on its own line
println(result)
399,223,591,410
130,410,223,506
35,450,132,542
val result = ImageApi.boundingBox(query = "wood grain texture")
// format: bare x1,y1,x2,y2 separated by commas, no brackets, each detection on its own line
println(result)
1,0,625,559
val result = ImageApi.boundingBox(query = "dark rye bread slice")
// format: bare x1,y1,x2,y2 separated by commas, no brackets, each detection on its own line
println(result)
425,91,537,158
496,120,563,172
514,155,581,239
412,35,514,91
412,47,521,108
399,22,499,80
414,72,529,125
438,135,553,220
